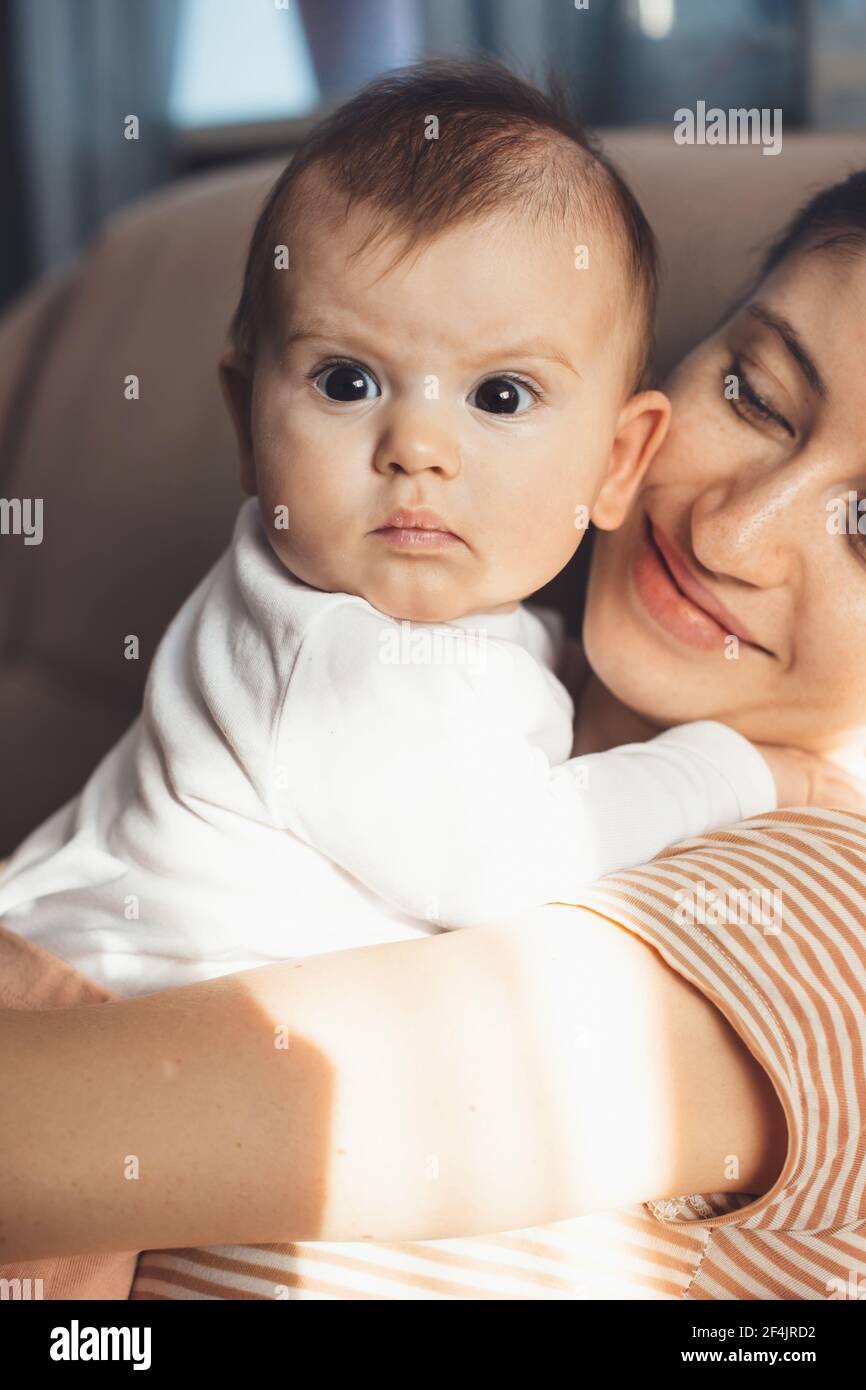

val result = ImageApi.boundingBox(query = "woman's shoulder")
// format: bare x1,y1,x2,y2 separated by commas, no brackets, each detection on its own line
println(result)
578,808,866,1235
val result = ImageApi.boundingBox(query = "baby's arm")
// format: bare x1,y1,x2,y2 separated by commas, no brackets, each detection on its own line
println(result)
270,606,776,928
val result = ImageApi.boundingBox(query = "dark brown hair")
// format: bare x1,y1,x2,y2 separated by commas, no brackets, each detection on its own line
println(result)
760,169,866,277
228,55,658,391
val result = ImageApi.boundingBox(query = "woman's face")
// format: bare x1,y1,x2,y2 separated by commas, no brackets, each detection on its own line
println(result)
584,243,866,755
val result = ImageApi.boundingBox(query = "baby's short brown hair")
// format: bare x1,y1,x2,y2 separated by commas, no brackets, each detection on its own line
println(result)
229,56,658,392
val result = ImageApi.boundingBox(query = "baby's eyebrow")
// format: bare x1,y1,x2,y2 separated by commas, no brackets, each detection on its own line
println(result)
283,318,347,349
466,338,581,379
283,319,580,379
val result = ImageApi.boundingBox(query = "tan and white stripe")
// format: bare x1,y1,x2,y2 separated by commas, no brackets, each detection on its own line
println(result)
131,1208,707,1301
132,810,866,1301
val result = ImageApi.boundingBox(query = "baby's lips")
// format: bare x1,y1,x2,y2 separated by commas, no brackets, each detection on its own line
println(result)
379,505,458,536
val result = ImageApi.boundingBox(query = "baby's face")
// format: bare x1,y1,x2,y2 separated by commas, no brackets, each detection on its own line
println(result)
227,190,639,622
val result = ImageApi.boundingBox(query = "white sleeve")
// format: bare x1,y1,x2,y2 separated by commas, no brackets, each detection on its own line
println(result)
271,606,777,928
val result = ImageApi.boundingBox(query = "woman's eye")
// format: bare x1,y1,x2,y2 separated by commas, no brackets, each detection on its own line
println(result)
312,360,380,402
470,375,540,416
722,358,795,439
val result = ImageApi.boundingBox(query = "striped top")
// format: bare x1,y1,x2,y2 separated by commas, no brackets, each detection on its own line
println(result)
131,809,866,1301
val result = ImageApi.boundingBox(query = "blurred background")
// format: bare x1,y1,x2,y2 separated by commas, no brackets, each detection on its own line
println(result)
2,0,866,314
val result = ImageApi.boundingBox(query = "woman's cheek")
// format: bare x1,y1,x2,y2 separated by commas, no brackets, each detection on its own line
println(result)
650,397,701,478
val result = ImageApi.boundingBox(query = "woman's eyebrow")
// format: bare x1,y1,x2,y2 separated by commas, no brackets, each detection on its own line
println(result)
745,302,827,399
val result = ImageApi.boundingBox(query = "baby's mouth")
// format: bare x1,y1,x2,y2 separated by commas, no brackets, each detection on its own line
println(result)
372,525,465,551
371,505,466,551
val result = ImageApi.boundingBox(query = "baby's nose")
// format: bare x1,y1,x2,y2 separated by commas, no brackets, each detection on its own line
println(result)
372,419,460,478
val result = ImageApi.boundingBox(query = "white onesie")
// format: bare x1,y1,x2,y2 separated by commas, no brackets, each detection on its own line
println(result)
0,498,776,996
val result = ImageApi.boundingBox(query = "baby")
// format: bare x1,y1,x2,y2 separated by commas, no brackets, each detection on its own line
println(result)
0,59,780,997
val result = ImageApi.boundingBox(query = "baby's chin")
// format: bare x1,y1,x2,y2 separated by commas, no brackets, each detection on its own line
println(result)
355,570,524,623
352,586,478,624
277,556,473,622
266,536,515,623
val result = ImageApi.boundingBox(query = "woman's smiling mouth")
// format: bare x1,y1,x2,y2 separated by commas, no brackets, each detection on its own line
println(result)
632,516,773,655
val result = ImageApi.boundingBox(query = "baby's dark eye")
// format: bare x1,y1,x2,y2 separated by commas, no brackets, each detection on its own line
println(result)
312,360,380,402
470,376,539,416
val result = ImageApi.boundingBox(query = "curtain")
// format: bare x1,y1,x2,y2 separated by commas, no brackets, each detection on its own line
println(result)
297,0,423,101
415,0,619,120
294,0,613,111
10,0,181,278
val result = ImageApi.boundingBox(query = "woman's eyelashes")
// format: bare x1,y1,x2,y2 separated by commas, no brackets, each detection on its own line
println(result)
721,356,796,439
307,357,545,416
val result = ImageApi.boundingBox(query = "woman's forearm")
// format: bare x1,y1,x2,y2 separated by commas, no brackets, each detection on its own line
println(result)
0,905,785,1262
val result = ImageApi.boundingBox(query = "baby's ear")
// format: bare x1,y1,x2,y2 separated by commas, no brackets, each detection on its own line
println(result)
218,349,257,496
592,390,671,530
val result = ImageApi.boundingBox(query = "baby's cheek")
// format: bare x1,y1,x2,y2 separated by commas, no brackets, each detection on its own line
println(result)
493,506,576,592
264,524,327,592
253,446,291,508
520,481,582,551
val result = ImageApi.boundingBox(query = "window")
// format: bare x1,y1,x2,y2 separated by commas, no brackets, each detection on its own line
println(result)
169,0,319,128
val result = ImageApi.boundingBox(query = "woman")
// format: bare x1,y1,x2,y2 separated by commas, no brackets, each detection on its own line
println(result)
2,171,866,1301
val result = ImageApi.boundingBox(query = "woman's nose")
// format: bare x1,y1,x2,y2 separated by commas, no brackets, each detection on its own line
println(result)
371,411,461,480
690,467,808,588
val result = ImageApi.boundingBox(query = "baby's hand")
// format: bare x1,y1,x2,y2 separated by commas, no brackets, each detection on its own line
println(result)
754,743,866,813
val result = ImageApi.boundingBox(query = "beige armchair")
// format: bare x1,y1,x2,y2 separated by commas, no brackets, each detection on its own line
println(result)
1,129,864,854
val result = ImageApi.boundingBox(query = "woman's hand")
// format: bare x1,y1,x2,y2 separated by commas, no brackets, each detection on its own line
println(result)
755,743,866,812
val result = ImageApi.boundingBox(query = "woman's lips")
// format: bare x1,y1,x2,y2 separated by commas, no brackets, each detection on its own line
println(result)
632,517,763,653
